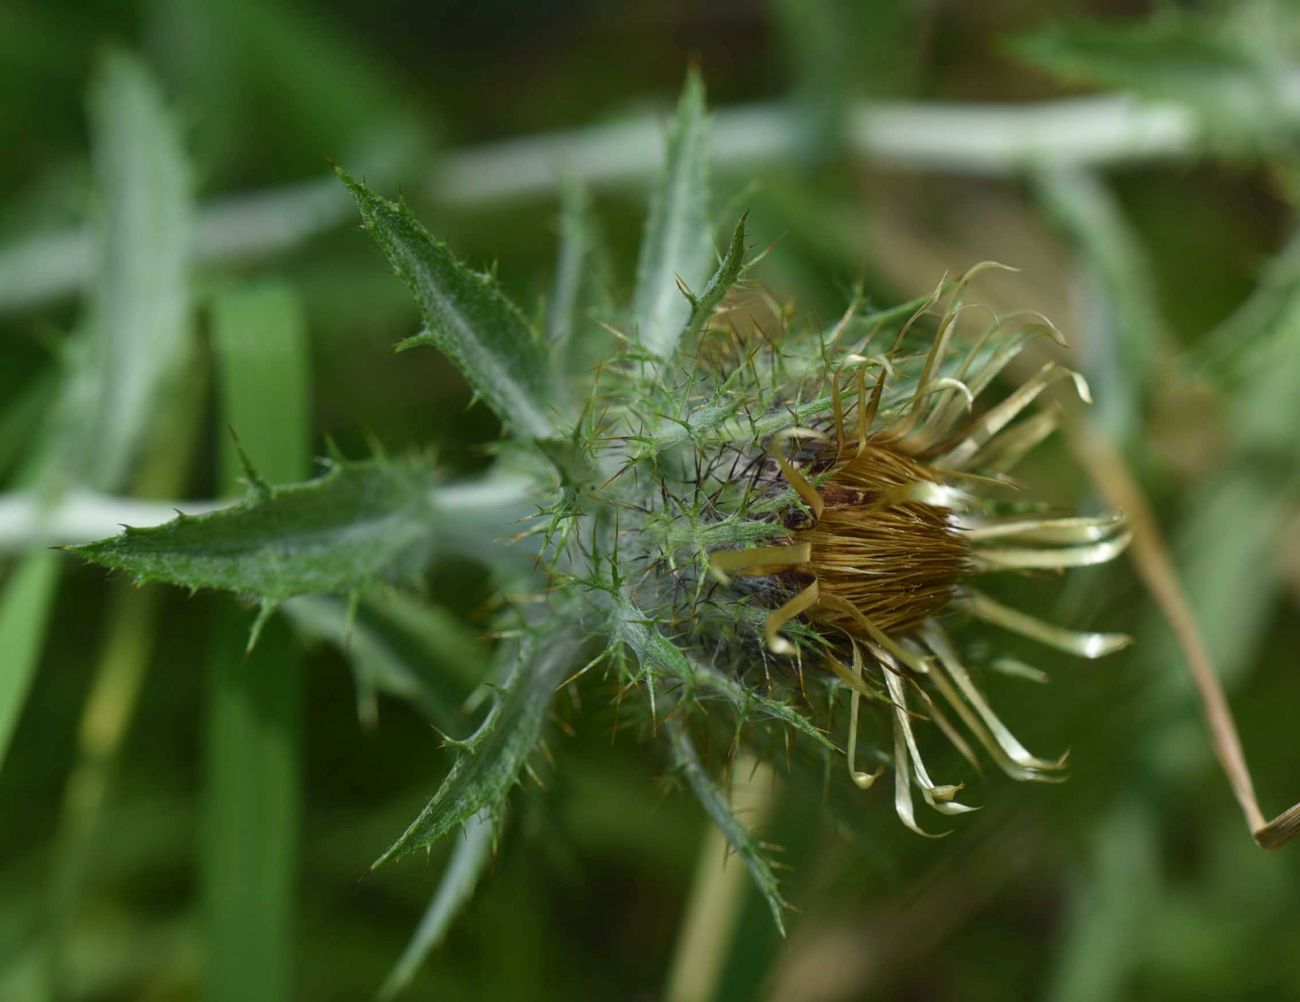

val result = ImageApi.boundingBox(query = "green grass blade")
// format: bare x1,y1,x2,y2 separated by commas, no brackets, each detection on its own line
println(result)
682,213,748,343
204,616,303,1002
336,168,556,440
71,458,441,608
1034,168,1169,441
633,71,712,358
0,552,61,774
378,811,496,1000
204,282,310,1002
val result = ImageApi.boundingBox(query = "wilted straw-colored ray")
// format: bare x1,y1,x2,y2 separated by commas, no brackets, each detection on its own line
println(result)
706,267,1133,831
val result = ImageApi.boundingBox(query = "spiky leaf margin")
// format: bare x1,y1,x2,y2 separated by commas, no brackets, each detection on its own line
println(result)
338,167,558,439
371,627,577,867
72,458,441,607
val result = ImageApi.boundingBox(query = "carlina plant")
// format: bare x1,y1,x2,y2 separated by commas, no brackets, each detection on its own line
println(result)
71,73,1149,967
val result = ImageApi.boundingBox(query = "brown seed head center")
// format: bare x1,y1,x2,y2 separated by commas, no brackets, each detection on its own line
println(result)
793,443,970,636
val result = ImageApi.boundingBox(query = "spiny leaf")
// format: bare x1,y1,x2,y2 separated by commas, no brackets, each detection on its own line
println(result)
371,627,576,868
683,213,749,343
72,458,442,604
0,552,61,774
336,168,557,439
547,176,615,383
634,70,713,358
378,811,496,1000
667,719,787,935
610,592,830,749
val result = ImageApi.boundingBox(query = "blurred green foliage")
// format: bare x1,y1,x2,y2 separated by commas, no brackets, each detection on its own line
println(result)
2,1,1300,1000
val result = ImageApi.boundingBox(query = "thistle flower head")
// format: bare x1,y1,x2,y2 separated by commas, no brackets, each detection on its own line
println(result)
686,268,1133,832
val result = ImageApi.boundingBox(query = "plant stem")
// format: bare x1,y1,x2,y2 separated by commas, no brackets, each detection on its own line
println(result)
0,475,535,552
6,81,1300,315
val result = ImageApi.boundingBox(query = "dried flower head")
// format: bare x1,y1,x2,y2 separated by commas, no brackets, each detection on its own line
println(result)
702,270,1132,832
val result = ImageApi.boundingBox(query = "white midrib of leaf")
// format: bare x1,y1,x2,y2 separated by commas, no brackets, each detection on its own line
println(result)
398,254,554,440
340,170,557,443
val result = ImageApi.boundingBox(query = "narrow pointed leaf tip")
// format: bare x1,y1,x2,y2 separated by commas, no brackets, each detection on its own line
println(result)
683,213,749,342
371,629,576,868
633,70,712,358
72,458,442,603
668,720,787,936
335,167,557,440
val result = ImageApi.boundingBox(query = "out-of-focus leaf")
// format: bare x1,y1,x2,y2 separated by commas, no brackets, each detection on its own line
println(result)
770,0,916,154
1049,240,1300,1002
1034,168,1169,440
371,628,576,868
44,358,206,990
204,617,302,1002
633,71,712,358
666,719,786,935
547,178,592,353
0,552,60,773
283,590,488,731
72,458,440,607
378,811,495,1000
151,0,428,181
1047,799,1160,1002
546,177,615,384
211,285,311,494
49,51,192,492
337,168,556,439
204,281,310,1002
1193,227,1300,377
1011,15,1297,154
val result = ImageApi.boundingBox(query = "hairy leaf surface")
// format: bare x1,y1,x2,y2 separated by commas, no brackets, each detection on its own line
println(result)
371,628,576,868
633,71,712,358
73,459,441,602
682,213,748,343
337,168,556,438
